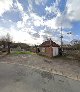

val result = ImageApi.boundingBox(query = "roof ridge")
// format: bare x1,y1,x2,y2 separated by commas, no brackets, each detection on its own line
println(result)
39,40,60,47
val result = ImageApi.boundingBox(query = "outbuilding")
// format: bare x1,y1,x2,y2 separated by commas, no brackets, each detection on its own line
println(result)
38,39,60,57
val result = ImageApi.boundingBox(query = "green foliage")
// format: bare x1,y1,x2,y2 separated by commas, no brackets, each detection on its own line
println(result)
12,51,34,55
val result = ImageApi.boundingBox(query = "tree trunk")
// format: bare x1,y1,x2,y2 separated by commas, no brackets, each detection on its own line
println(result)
7,42,11,54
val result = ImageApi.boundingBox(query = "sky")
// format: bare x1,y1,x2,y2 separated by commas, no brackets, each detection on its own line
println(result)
0,0,80,45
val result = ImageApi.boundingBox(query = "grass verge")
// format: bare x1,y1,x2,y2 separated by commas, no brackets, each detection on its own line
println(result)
11,51,36,55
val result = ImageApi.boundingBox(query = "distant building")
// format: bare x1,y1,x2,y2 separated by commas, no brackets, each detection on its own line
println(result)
38,39,60,57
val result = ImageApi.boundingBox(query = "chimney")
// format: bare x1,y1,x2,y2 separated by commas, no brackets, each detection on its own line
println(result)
50,38,51,45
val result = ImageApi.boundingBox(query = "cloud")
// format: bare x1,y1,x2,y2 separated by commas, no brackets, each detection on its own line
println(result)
16,0,23,12
66,0,80,21
0,0,79,45
10,26,35,44
44,18,57,29
15,1,73,45
35,0,47,5
14,3,45,44
44,0,72,29
45,6,57,14
0,25,42,45
30,13,44,27
0,0,13,16
32,33,40,38
0,27,9,37
55,14,72,29
45,1,60,15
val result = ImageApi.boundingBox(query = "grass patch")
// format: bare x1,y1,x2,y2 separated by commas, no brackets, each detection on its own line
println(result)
11,51,35,55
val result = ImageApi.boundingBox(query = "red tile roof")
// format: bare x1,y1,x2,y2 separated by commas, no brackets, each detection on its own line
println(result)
40,39,60,47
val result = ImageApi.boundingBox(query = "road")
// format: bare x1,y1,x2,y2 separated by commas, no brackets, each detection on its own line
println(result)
0,62,80,92
0,54,80,80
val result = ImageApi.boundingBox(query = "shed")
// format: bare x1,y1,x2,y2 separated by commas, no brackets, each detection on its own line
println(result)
39,39,60,57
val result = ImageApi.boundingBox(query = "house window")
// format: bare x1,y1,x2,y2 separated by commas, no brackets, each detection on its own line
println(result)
42,48,45,52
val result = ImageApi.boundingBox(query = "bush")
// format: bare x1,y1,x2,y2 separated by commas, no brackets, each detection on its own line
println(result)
63,50,80,60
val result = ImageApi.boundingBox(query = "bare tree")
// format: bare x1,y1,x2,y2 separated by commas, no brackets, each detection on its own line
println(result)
6,33,12,54
0,33,12,54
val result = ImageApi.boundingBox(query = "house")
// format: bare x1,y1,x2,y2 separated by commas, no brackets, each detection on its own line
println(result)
38,39,60,57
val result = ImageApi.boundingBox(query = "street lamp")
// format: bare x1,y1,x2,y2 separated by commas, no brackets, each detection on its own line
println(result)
67,32,72,44
67,32,72,35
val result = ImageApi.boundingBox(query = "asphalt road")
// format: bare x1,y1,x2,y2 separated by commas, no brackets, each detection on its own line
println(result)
0,62,80,92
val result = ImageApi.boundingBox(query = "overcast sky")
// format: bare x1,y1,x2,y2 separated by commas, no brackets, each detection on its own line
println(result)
0,0,80,45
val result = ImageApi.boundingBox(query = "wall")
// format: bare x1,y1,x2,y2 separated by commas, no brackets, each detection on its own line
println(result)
39,46,53,57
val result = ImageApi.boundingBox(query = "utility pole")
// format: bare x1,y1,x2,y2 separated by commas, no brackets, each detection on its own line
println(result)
60,26,63,55
61,26,63,49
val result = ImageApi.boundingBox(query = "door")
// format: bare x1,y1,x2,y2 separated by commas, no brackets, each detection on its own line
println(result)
53,47,58,56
